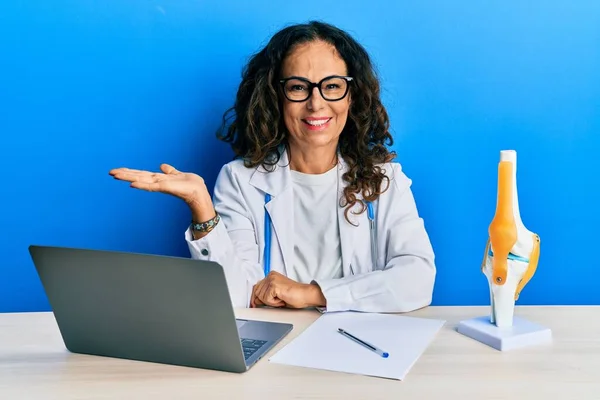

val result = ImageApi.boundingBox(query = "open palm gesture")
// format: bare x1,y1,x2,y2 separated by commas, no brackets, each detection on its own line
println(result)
109,164,214,221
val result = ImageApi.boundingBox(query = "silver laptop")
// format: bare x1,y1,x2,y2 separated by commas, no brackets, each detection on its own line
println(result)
28,245,293,373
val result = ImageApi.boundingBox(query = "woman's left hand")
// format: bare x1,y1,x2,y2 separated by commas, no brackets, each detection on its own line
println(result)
250,272,326,309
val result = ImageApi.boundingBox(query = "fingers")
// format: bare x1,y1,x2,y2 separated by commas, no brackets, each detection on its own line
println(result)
109,164,179,180
110,169,168,193
250,284,259,307
110,169,154,181
256,279,273,304
252,295,284,308
160,163,180,175
120,172,163,184
109,167,149,176
271,299,286,308
253,281,268,306
109,167,129,175
251,294,265,308
255,296,285,308
264,282,286,307
251,280,285,308
250,284,261,308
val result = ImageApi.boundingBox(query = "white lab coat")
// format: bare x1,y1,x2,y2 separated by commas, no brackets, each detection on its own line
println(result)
185,149,436,313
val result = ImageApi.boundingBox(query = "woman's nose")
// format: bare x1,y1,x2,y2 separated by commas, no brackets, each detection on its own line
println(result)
307,86,325,111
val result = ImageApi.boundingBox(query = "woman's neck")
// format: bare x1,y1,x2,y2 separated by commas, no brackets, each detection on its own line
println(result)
288,144,338,174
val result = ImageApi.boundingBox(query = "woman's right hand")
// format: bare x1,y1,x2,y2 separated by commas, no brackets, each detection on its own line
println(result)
109,164,216,223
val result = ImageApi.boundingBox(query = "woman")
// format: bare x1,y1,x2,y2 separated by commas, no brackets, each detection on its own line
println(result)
110,21,436,313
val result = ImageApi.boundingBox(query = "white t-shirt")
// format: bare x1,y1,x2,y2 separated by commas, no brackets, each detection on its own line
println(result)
290,166,343,283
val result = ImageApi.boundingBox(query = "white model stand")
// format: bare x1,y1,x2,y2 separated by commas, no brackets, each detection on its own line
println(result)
457,315,552,351
458,150,552,351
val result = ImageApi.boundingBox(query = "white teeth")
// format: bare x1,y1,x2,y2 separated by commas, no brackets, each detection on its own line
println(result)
305,119,329,126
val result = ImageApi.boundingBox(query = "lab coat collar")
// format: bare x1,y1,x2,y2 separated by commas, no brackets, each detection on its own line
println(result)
249,146,362,278
248,146,291,196
247,145,356,196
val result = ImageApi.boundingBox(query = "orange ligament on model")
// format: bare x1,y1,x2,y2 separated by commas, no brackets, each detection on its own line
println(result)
488,161,517,286
515,234,540,300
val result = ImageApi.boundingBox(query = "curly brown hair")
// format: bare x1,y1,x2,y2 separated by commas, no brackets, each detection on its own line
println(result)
218,20,396,223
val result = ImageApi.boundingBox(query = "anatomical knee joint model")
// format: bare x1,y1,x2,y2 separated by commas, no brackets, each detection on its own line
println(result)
481,150,540,327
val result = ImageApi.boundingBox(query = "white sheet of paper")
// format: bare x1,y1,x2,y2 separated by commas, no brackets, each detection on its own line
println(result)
269,312,445,380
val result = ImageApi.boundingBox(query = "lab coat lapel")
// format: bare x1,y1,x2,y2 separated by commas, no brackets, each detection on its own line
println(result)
248,149,293,276
264,187,293,277
248,149,363,278
336,157,361,276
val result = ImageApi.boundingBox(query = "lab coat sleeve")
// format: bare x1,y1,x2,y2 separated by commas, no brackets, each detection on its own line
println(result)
184,163,264,308
313,165,436,313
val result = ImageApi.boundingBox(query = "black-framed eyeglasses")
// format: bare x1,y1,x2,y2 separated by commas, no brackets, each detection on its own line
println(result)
279,75,353,102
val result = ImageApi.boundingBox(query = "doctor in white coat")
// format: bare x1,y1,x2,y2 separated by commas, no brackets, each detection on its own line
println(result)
110,21,436,313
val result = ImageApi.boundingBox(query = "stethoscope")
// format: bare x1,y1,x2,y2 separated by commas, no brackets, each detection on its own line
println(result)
263,193,377,276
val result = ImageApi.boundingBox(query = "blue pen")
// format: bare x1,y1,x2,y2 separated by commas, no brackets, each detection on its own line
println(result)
337,328,389,358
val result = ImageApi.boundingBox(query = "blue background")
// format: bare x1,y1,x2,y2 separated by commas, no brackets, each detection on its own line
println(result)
2,1,599,312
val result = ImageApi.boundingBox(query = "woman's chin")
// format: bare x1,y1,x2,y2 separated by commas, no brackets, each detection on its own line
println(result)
304,129,337,141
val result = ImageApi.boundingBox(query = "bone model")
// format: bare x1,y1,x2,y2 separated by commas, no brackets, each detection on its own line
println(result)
482,150,540,327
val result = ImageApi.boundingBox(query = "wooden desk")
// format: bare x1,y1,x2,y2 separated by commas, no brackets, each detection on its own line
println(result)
1,306,599,399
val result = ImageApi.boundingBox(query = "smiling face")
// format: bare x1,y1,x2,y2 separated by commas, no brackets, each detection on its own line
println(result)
280,40,351,154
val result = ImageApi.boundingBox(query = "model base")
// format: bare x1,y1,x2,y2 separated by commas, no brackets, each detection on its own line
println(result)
457,315,552,351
